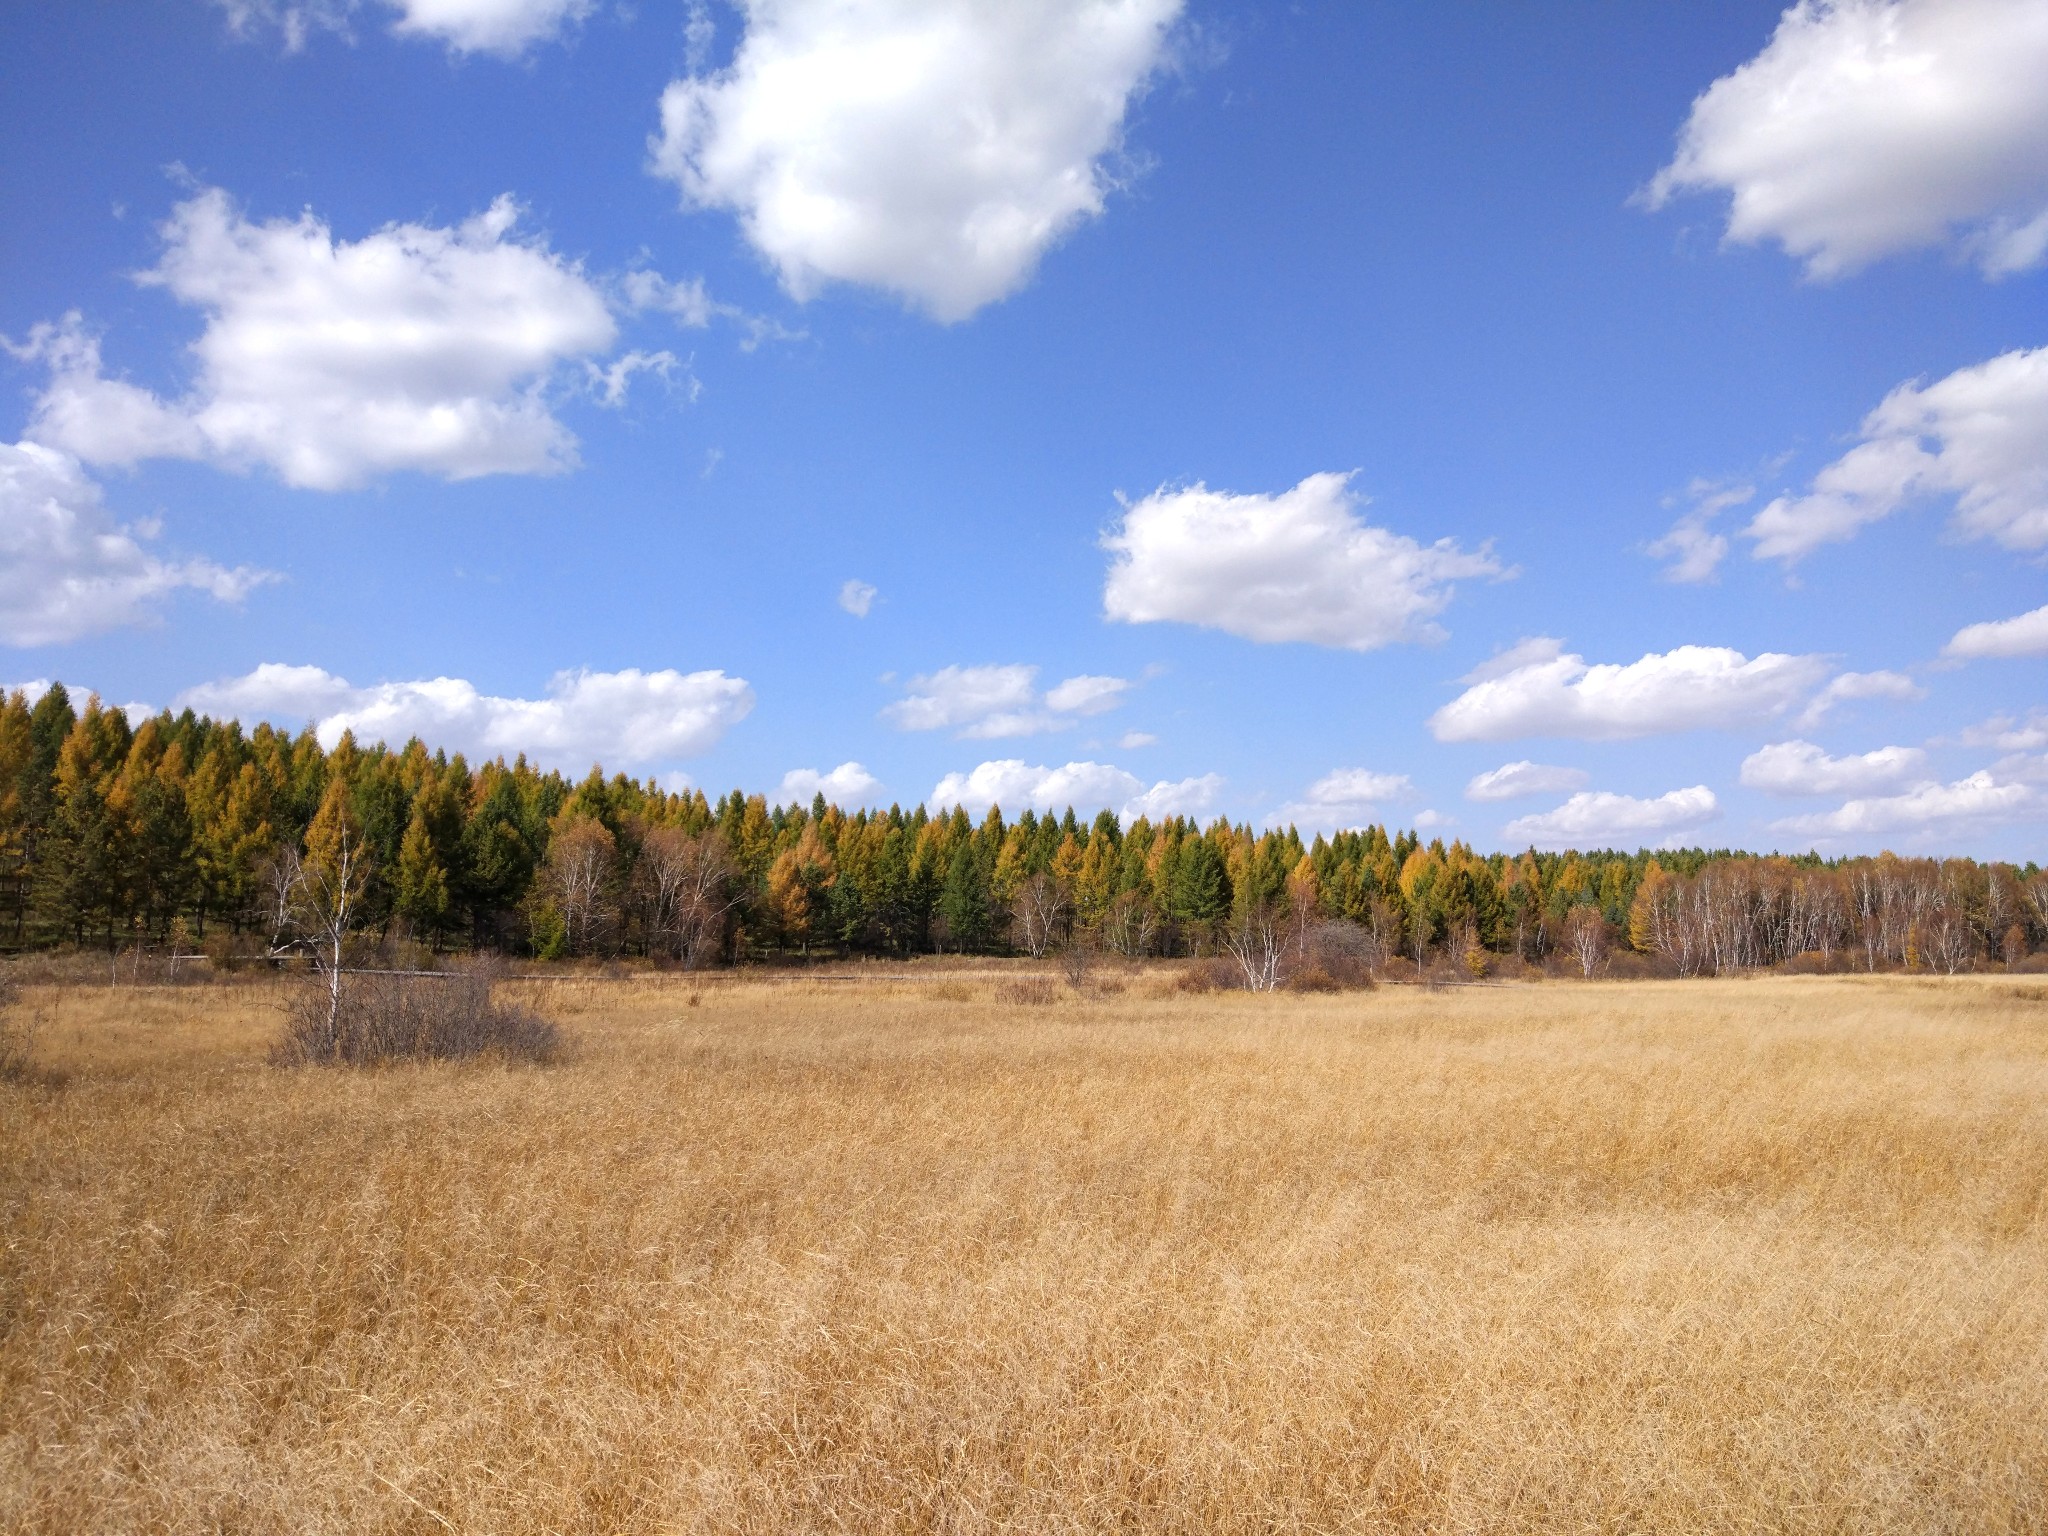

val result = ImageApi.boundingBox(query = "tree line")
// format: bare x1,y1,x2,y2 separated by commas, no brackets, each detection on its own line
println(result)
3,684,2044,976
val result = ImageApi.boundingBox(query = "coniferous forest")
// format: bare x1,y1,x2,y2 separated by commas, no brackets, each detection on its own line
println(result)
4,683,2044,977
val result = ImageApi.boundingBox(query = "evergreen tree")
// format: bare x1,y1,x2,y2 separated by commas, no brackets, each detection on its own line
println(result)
938,840,992,953
0,691,33,942
1169,836,1231,942
394,803,451,949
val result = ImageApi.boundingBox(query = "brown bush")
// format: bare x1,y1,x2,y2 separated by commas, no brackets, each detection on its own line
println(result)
1284,965,1342,993
997,976,1058,1007
1288,921,1379,990
1174,958,1236,993
274,961,559,1067
201,930,266,975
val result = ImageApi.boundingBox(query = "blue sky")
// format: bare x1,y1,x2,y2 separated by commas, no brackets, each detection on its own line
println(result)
4,0,2046,855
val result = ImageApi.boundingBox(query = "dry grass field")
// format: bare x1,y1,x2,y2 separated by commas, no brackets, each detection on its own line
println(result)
2,968,2045,1533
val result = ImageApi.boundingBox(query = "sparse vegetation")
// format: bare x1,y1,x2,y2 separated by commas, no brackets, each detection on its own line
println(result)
0,974,33,1082
272,961,560,1067
3,971,2044,1531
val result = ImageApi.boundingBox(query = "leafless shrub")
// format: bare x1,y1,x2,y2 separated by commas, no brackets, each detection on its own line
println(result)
1174,958,1235,994
1291,920,1378,990
1059,937,1096,989
1285,965,1342,994
997,976,1058,1007
274,959,560,1067
202,930,261,975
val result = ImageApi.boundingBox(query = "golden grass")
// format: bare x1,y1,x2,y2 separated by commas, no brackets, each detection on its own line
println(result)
2,971,2045,1532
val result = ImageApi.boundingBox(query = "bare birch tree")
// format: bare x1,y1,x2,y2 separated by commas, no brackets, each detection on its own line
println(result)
641,826,741,968
1014,872,1069,960
1223,900,1285,992
266,782,371,1056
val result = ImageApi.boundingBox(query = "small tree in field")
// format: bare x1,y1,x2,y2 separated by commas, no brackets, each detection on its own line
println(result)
267,780,371,1056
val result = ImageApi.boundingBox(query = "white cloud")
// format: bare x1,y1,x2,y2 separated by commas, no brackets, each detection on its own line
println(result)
1645,0,2048,278
931,758,1218,822
0,440,273,647
620,268,714,327
1430,641,1830,742
778,761,883,805
1042,673,1129,715
213,0,354,49
1464,760,1590,802
1945,603,2048,661
1121,773,1224,822
885,664,1037,734
177,663,752,770
1116,730,1157,750
1102,472,1504,651
1503,787,1720,850
837,579,877,617
1269,767,1414,830
216,0,590,56
585,349,686,408
5,321,207,466
619,267,804,350
1739,739,1928,796
883,663,1128,738
1747,347,2048,561
1958,711,2048,752
1991,752,2048,786
1770,770,2045,841
385,0,591,55
1794,668,1924,728
1460,635,1566,684
651,0,1184,321
1645,519,1728,586
21,188,617,491
181,661,362,721
1646,478,1753,583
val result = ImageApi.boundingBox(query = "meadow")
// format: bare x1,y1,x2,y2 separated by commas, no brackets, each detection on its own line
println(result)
2,968,2045,1533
